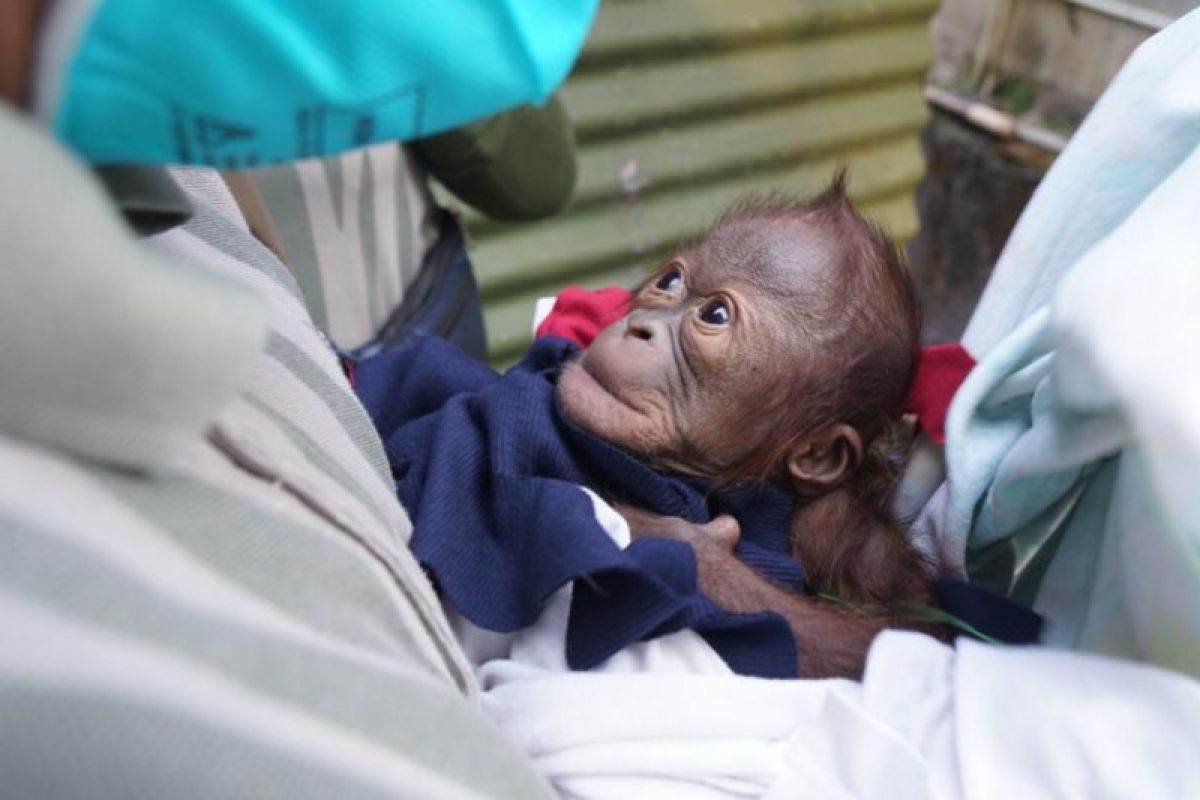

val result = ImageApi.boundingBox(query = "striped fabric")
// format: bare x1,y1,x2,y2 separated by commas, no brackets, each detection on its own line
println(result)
0,107,552,798
246,144,441,350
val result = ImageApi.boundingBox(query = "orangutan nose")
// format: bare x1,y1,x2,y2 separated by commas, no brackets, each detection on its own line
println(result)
626,319,654,342
624,321,652,343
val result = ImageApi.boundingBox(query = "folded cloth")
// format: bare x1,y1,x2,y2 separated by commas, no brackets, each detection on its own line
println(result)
354,336,1038,679
534,285,632,343
905,344,976,444
451,484,1197,800
916,5,1200,678
475,605,1200,800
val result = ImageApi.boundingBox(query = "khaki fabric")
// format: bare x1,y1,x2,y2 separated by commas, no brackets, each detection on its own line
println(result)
0,104,554,799
221,170,291,264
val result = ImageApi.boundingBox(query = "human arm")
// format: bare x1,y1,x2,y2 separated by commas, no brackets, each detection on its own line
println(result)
413,94,578,221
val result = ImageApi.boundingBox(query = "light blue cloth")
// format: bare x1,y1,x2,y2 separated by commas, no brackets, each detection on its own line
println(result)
923,7,1200,679
46,0,598,165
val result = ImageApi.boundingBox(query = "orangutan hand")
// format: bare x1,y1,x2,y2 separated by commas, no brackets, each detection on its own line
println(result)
613,505,740,553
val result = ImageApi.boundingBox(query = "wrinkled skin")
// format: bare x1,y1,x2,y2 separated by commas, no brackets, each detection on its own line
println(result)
558,216,837,478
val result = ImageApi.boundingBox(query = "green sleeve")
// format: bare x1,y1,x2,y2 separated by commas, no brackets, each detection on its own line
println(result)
413,94,577,222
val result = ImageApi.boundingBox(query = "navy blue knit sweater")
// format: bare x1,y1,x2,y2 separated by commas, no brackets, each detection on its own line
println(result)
355,336,1039,679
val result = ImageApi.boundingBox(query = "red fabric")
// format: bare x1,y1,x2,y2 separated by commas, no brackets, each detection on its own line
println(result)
902,343,976,444
534,286,974,445
535,286,633,346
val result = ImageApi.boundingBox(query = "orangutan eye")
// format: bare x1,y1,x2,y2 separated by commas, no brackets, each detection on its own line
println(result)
654,267,683,292
699,298,731,326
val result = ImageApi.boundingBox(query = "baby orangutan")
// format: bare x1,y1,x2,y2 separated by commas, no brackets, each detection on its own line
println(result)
557,175,935,679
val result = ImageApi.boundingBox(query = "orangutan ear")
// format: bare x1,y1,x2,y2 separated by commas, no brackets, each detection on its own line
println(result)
786,424,862,489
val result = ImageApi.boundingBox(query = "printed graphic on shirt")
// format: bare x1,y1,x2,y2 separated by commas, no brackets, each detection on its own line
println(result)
169,85,426,167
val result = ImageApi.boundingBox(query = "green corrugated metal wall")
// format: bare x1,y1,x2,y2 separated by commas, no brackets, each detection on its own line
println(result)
455,0,937,366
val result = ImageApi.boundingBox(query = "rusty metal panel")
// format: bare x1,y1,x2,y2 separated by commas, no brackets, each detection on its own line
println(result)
444,0,938,365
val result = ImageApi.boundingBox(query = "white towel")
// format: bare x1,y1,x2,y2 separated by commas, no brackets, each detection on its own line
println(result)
453,489,1200,798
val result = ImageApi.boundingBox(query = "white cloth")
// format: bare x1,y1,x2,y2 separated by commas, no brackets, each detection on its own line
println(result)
453,489,1200,799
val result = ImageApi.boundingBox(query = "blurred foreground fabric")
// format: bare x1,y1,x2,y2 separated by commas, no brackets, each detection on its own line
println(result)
0,103,553,798
913,5,1200,679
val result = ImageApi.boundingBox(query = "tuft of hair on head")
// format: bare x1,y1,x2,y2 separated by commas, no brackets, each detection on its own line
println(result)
711,167,852,229
807,166,851,211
